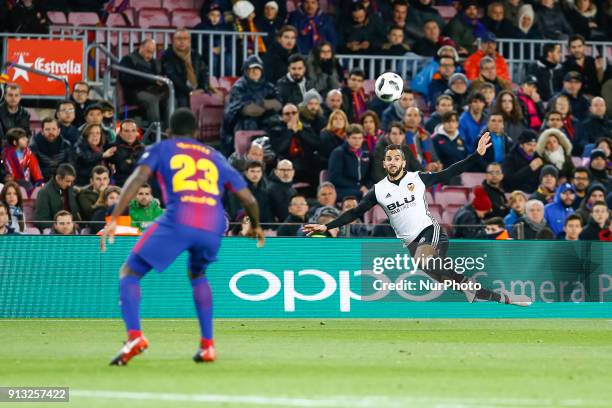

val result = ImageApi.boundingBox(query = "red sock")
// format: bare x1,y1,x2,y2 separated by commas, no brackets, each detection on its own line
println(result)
200,338,214,348
128,330,142,340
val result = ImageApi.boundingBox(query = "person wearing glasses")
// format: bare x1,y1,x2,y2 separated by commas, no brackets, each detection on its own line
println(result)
70,81,94,128
55,100,79,146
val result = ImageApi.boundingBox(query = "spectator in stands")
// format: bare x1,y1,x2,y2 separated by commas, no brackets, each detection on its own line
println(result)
360,110,383,153
502,130,543,193
229,142,264,173
319,109,348,167
328,124,370,200
263,26,298,83
411,45,459,97
579,201,610,240
552,96,580,149
232,1,267,56
339,3,384,54
129,183,163,229
464,32,510,83
403,107,438,170
425,94,453,134
564,213,583,240
255,1,284,44
371,121,422,183
544,182,576,237
223,55,281,153
536,128,575,182
193,3,233,77
0,201,16,235
380,25,411,56
69,0,106,12
526,43,563,102
0,182,25,233
479,82,496,112
268,103,319,187
515,4,542,39
443,73,469,114
563,35,605,97
306,41,343,97
323,89,343,118
482,162,509,218
79,104,115,145
381,90,414,131
76,165,109,223
308,181,338,216
427,56,456,105
51,210,77,235
541,110,568,138
307,206,341,237
552,72,590,123
493,90,527,145
99,101,116,135
337,195,370,237
576,97,612,155
482,2,518,38
534,0,573,40
118,39,166,126
161,28,218,109
2,128,43,192
90,185,121,234
0,84,30,144
386,1,418,43
74,124,116,187
288,0,337,53
504,190,527,231
588,149,611,189
530,164,559,204
107,120,145,187
341,68,368,123
453,185,491,239
267,159,297,223
484,217,511,240
412,19,455,57
29,118,73,181
595,137,612,160
410,0,445,31
232,160,272,224
55,100,79,146
511,199,553,239
472,56,512,94
475,113,512,171
298,89,326,135
503,0,524,23
432,111,467,170
70,81,93,128
277,194,309,237
459,93,487,154
443,1,484,56
517,76,545,132
572,166,591,209
9,0,49,34
276,54,313,106
566,0,607,41
33,163,78,231
575,182,607,223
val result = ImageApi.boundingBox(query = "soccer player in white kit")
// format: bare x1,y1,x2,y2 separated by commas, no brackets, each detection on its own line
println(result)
304,132,532,306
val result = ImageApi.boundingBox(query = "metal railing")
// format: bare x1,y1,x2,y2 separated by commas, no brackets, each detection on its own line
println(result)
0,61,71,98
336,53,432,81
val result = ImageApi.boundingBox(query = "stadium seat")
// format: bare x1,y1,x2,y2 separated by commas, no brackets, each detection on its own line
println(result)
24,227,40,235
218,76,239,93
163,0,196,12
434,5,457,22
428,203,443,223
23,200,35,222
434,190,468,207
138,8,170,28
171,9,200,28
460,172,486,188
47,11,67,25
371,205,388,225
196,105,224,142
425,191,434,204
442,204,462,226
131,0,161,8
116,81,143,118
234,131,266,155
106,12,133,27
442,185,471,196
571,156,583,167
67,12,100,26
319,170,329,184
30,186,42,200
190,92,224,109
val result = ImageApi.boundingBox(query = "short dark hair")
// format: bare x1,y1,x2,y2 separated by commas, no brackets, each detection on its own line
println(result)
422,18,439,27
564,214,583,226
90,165,109,178
388,121,403,133
290,193,306,203
393,0,408,9
244,160,264,171
5,83,21,92
342,195,358,204
592,200,608,210
568,34,586,46
349,68,365,79
573,166,591,179
288,53,306,65
169,108,197,136
57,163,76,178
545,110,562,120
6,127,28,146
441,111,458,123
389,25,404,33
41,117,59,128
56,99,75,111
542,43,559,58
469,92,486,104
138,183,152,192
384,144,405,158
120,119,138,131
277,25,297,37
346,123,364,137
54,210,72,222
484,217,505,228
99,100,114,113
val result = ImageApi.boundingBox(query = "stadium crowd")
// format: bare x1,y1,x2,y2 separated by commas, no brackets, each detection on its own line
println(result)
0,0,611,240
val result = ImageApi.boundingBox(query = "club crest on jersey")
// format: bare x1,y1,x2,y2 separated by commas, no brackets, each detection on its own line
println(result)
407,183,415,192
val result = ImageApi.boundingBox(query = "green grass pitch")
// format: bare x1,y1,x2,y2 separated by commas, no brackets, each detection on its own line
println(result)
1,319,611,408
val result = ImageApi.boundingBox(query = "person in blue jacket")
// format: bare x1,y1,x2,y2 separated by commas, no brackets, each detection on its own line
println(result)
288,0,337,53
328,124,371,200
544,183,576,238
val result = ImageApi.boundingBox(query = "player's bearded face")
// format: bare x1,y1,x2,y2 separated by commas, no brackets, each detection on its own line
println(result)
383,152,405,177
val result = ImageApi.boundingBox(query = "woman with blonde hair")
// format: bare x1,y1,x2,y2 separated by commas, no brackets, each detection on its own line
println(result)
319,109,349,168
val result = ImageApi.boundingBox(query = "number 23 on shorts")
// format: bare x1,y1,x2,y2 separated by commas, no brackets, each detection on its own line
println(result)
170,154,220,195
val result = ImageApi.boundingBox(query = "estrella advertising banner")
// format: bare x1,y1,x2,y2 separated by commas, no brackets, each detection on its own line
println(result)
0,237,610,318
5,39,84,96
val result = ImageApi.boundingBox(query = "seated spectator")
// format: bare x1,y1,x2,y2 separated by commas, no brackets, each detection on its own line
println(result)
484,217,511,240
341,68,369,123
107,120,145,187
576,97,612,156
263,26,298,83
444,73,469,114
306,205,341,237
2,127,43,192
526,43,563,102
475,113,512,171
385,0,418,43
453,185,491,239
410,0,446,34
90,185,121,234
0,84,30,143
594,138,611,161
76,165,110,222
339,3,384,54
229,142,264,173
472,56,512,94
55,100,79,145
130,183,163,229
544,182,576,238
566,0,607,41
459,93,487,154
267,160,297,222
551,72,590,123
337,195,369,237
482,162,509,218
328,124,371,200
372,216,395,237
299,89,326,135
403,107,439,170
541,109,573,142
517,76,545,132
534,0,573,40
9,0,49,33
228,160,272,224
277,194,309,237
323,89,344,118
382,90,414,131
33,163,79,231
464,32,510,82
442,1,483,56
380,25,411,56
562,34,605,96
571,166,591,209
288,0,337,53
255,0,284,45
193,3,233,77
319,109,348,167
432,111,467,170
371,121,422,183
118,39,167,126
412,19,455,57
0,201,17,235
161,28,218,108
306,41,343,97
360,110,384,153
269,103,320,187
428,56,456,105
74,124,116,186
563,213,583,240
579,201,610,240
511,199,553,239
51,210,77,235
504,0,524,24
575,182,607,224
504,190,527,231
29,118,73,181
411,45,459,96
502,130,543,193
588,149,611,189
307,181,338,217
536,128,574,182
425,94,453,134
530,164,559,204
482,2,519,38
70,81,94,128
78,104,116,145
223,55,281,153
494,91,528,145
276,54,313,106
515,4,542,39
479,81,496,112
0,182,25,233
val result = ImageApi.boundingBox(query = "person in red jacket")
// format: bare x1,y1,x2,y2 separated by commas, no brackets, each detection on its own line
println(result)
463,32,510,82
1,127,43,194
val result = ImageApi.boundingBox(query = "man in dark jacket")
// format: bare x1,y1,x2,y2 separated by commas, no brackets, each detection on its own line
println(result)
29,118,73,181
526,43,563,101
481,2,518,39
70,81,94,128
0,84,30,144
33,163,79,231
119,39,167,125
107,120,145,187
576,97,612,155
533,0,573,40
550,71,590,121
502,130,543,193
277,194,309,237
288,0,337,53
55,100,80,145
427,56,456,105
579,201,609,240
482,162,509,218
76,165,110,222
266,159,297,222
338,3,384,54
442,1,482,55
228,160,272,224
474,113,513,171
262,25,298,83
575,182,607,224
276,54,313,106
341,68,369,123
431,111,467,170
453,185,492,238
327,124,370,200
562,34,605,97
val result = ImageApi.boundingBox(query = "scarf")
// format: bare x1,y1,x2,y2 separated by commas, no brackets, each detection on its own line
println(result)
302,15,321,45
524,216,548,233
288,121,305,156
172,44,198,89
331,127,346,139
562,116,575,139
545,146,565,170
393,99,405,120
518,146,534,162
247,17,266,53
352,89,367,121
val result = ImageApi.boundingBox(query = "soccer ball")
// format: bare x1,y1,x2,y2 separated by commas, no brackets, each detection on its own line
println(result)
375,72,403,103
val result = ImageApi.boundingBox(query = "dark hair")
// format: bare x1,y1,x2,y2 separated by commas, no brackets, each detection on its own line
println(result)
469,92,486,104
290,193,306,203
90,165,109,178
99,100,114,112
384,143,405,158
6,128,28,146
591,200,608,210
41,117,59,128
73,81,89,91
0,181,24,209
244,160,264,171
342,195,358,204
535,228,555,240
277,25,298,37
393,0,408,9
493,90,524,123
170,108,198,136
54,210,73,222
568,34,586,46
57,163,76,178
5,83,21,92
542,43,559,58
573,166,591,179
288,53,306,65
56,99,76,111
103,186,122,201
138,183,152,191
594,137,612,155
422,18,439,27
349,68,365,79
388,121,404,133
545,110,563,120
360,110,380,130
388,25,404,33
484,217,505,228
436,94,453,105
0,201,10,224
82,123,105,147
346,123,364,137
120,119,138,131
564,214,583,226
441,111,458,123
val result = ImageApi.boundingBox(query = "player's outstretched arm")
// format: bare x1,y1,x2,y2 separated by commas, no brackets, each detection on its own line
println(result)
100,165,152,251
235,187,265,248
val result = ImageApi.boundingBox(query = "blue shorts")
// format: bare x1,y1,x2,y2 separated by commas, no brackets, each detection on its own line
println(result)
126,222,222,276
